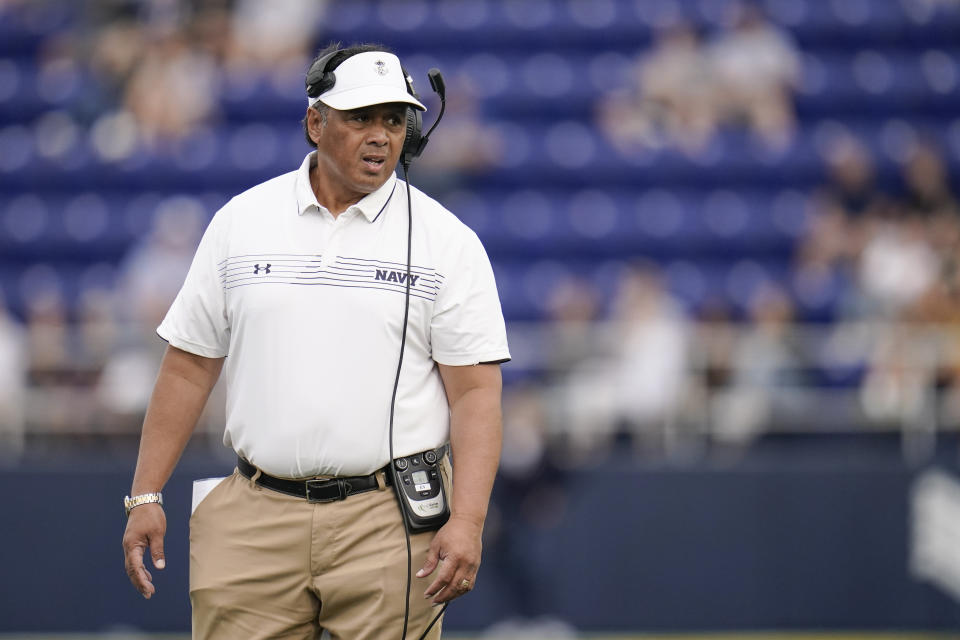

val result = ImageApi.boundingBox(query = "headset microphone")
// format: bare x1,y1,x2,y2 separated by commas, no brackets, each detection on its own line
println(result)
424,69,446,135
402,69,446,171
428,69,445,97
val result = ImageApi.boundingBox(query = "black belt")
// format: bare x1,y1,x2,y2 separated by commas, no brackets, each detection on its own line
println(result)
237,457,392,503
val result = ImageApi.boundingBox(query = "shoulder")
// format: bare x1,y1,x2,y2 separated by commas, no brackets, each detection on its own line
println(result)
219,169,298,218
200,169,298,245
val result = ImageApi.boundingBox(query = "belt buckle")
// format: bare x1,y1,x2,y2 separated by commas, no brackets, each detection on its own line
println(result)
305,478,348,503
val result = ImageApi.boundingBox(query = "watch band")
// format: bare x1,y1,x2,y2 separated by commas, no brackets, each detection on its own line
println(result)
124,492,163,516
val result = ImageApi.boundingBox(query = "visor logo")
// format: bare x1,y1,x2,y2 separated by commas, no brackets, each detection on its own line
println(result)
375,60,388,76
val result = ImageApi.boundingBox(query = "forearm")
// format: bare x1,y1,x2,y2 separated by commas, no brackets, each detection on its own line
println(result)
131,346,223,495
448,386,502,528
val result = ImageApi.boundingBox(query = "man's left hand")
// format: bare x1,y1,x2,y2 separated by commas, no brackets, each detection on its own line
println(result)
417,515,483,604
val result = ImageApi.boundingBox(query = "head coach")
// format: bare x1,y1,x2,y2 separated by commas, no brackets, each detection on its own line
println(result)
121,42,510,640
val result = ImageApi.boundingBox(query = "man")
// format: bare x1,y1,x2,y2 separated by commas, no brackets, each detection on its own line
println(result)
121,43,510,640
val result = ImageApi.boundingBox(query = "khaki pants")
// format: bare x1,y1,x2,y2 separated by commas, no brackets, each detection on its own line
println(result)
189,468,445,639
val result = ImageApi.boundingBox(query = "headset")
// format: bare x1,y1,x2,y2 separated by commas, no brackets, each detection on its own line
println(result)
304,47,442,171
306,47,448,640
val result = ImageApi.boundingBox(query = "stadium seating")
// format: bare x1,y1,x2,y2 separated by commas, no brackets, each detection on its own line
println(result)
0,0,958,326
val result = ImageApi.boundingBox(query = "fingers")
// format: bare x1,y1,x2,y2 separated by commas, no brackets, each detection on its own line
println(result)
423,555,454,602
149,532,166,570
122,505,166,599
416,542,440,579
123,544,155,599
419,519,483,604
424,566,476,604
423,557,477,604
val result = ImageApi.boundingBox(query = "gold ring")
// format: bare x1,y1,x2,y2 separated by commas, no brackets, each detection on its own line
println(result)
459,579,472,590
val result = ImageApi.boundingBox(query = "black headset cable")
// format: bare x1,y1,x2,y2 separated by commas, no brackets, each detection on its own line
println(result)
388,162,448,640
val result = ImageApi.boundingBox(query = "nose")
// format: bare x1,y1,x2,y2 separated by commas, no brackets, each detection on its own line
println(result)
366,120,390,146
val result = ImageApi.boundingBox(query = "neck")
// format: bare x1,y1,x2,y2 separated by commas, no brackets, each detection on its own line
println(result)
309,163,365,218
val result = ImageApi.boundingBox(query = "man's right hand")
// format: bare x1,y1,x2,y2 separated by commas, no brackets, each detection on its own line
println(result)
122,503,167,599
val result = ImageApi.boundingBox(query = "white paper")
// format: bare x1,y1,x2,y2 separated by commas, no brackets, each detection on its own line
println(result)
191,476,228,516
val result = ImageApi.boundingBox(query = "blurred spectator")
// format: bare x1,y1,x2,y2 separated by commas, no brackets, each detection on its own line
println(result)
795,135,960,434
540,276,616,460
609,263,689,454
98,196,208,429
22,285,97,435
542,275,603,377
0,293,26,462
116,195,207,329
96,343,162,433
860,323,939,427
901,141,959,219
75,286,118,373
64,2,230,151
24,286,72,386
820,135,890,222
687,296,737,432
540,265,691,459
880,141,960,429
599,3,800,153
797,135,890,318
708,2,801,148
893,143,959,320
598,20,717,154
123,29,220,146
713,284,808,444
499,385,551,483
857,215,940,317
225,0,326,72
88,12,144,111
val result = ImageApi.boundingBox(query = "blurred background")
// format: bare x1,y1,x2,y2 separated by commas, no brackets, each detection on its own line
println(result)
1,0,960,638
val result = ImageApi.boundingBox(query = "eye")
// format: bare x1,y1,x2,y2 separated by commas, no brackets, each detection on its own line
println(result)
350,112,370,123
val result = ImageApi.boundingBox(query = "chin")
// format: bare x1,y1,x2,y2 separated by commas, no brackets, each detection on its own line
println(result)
358,172,390,188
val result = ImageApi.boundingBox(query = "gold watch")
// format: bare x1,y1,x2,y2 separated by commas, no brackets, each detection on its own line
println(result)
124,492,163,516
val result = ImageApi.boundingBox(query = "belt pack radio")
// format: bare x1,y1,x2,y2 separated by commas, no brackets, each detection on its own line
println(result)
392,448,450,533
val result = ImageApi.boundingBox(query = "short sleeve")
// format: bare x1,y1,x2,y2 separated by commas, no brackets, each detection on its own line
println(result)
156,209,230,358
430,230,510,366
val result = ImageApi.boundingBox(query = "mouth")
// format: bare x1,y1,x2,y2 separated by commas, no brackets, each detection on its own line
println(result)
362,155,386,171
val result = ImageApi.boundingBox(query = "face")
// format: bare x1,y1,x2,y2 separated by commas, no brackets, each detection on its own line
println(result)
308,102,408,204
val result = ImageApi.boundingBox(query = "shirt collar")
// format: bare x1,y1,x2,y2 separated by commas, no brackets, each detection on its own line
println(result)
294,151,397,222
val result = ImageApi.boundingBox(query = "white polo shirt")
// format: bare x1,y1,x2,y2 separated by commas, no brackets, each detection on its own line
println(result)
158,152,510,478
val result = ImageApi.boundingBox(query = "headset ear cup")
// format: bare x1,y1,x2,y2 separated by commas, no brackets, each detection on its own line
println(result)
402,107,423,167
305,50,340,98
307,70,335,98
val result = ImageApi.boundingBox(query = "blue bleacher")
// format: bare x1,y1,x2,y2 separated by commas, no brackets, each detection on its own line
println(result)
0,0,957,329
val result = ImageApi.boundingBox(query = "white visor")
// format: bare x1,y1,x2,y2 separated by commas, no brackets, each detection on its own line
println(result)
308,51,426,112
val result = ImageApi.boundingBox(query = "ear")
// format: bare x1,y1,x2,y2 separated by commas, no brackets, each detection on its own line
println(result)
306,107,324,145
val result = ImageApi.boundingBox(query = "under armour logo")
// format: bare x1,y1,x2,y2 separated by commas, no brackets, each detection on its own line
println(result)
375,60,388,76
253,263,271,275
